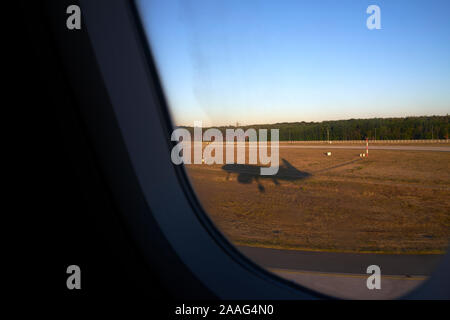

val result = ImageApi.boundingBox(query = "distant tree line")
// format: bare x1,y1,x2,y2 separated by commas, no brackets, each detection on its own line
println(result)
181,115,449,141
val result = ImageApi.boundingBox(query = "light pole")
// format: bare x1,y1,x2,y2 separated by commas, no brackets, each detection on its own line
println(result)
366,138,369,157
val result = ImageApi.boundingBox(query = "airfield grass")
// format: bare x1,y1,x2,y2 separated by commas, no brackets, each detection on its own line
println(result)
185,144,450,254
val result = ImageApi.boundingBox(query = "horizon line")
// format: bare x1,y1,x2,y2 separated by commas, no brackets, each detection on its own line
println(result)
175,114,449,128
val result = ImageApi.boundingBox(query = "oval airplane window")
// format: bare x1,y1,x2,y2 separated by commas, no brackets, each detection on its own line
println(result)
135,0,450,299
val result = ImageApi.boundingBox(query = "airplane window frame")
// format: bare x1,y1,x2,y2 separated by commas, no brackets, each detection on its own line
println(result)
79,0,450,299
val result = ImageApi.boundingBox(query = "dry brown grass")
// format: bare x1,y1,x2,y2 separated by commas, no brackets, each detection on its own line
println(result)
185,144,450,254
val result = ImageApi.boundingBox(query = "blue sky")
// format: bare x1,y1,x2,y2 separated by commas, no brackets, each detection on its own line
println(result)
137,0,450,126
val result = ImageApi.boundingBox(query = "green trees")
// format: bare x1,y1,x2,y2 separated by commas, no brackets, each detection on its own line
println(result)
255,116,450,141
182,115,449,141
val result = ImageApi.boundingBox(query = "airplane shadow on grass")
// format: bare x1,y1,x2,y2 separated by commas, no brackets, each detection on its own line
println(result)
222,159,311,193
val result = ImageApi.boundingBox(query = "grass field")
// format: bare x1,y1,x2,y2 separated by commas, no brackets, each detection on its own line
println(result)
185,143,450,254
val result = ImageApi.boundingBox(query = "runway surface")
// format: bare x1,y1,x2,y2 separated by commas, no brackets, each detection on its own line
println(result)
237,246,444,299
238,246,442,276
278,145,450,152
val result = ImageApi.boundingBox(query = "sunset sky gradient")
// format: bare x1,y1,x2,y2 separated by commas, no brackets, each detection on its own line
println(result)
137,0,450,126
